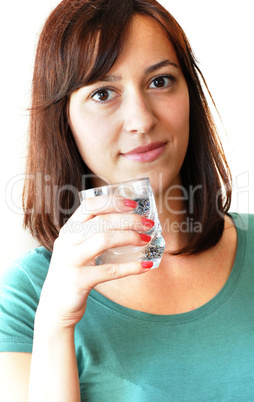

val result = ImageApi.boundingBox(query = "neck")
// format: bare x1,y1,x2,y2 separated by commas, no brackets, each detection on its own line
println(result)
155,184,188,254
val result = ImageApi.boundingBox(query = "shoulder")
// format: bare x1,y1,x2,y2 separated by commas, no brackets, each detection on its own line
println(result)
229,212,254,234
228,212,254,254
0,247,52,352
1,246,52,301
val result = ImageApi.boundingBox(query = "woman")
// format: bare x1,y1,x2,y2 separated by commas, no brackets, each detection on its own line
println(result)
0,0,253,400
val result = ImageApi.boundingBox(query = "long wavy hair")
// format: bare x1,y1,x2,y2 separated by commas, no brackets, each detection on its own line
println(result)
23,0,232,253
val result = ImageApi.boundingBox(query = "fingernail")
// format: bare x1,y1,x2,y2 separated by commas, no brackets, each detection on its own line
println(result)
139,233,151,243
141,217,155,228
141,261,153,269
124,199,138,209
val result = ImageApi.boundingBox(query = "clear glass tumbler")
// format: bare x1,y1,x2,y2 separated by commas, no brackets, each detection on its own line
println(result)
79,177,165,268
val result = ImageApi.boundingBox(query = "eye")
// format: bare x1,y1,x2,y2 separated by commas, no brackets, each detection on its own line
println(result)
149,75,175,89
91,88,117,102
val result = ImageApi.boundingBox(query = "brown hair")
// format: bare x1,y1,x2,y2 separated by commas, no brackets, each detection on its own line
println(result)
23,0,232,254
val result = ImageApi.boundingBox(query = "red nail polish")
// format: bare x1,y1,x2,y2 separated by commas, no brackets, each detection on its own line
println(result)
141,217,155,228
141,261,153,269
139,233,151,242
124,199,138,209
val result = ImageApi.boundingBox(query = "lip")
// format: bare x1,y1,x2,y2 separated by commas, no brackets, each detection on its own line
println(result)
121,142,167,162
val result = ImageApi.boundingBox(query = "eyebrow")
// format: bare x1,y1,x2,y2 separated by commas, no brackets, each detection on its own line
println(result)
145,59,179,74
100,59,179,82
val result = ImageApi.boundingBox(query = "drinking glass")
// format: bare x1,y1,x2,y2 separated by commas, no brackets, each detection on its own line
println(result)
79,177,165,268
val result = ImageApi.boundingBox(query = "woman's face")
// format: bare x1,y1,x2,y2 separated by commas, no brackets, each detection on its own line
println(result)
68,15,189,195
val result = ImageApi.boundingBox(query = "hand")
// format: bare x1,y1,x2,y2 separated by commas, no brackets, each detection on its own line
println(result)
35,196,154,331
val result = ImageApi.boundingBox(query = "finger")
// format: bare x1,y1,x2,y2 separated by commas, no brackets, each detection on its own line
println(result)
59,212,154,246
64,196,138,228
94,213,154,232
73,230,152,266
79,260,153,290
80,213,154,239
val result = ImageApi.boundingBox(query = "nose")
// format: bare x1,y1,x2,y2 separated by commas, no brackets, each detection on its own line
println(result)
123,92,157,134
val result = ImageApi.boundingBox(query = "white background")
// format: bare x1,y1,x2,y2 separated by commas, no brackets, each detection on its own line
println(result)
1,0,253,270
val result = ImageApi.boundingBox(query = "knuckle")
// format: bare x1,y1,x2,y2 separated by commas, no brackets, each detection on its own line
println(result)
98,214,110,231
53,236,63,251
59,219,75,236
58,225,66,237
105,264,119,278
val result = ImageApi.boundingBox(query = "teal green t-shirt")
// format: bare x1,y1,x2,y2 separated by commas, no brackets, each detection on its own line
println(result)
0,213,254,401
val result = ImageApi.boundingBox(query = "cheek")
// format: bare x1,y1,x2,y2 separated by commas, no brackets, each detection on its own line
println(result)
159,86,190,137
69,117,97,165
70,109,99,147
70,107,117,145
172,92,190,135
69,112,119,174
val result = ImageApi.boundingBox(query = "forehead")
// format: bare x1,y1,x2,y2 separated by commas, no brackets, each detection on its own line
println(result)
110,15,179,71
70,13,180,91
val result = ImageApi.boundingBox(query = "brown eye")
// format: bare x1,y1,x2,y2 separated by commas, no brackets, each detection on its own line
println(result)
153,77,166,87
96,90,109,101
91,88,116,102
149,75,174,89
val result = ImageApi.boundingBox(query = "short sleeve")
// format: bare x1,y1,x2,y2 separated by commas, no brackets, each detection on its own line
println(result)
0,247,51,353
0,263,39,352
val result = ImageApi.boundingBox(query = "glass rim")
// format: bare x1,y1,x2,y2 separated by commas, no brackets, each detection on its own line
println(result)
79,176,150,198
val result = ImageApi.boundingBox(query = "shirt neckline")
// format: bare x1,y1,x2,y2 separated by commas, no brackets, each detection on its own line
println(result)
89,213,246,324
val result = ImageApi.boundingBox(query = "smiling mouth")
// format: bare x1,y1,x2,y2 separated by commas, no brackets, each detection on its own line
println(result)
121,142,167,162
